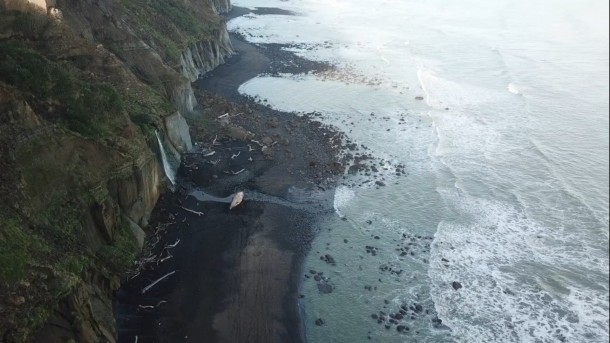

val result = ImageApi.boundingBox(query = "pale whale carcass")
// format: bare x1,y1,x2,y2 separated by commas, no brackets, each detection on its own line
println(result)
230,191,244,210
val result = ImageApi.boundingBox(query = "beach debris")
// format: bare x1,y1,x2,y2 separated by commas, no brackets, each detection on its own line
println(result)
179,206,204,216
232,169,246,175
203,150,216,157
231,151,241,159
251,139,265,147
217,113,229,119
137,300,167,311
248,144,255,152
158,252,173,263
142,271,176,294
230,191,244,210
166,239,181,249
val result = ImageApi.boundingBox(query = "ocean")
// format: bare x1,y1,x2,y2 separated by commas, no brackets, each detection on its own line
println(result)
227,0,609,341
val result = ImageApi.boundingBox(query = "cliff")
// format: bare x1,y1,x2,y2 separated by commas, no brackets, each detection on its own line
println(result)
0,0,233,341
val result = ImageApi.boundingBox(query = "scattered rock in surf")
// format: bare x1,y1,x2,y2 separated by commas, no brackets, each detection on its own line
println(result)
415,96,425,100
452,281,463,290
375,181,386,187
315,318,325,326
261,136,274,145
321,254,336,265
397,325,409,332
317,281,334,294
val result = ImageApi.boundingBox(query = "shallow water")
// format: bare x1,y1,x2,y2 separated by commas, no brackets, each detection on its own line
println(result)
229,0,609,341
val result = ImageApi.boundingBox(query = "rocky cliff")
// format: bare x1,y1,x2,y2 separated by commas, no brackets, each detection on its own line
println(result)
0,0,233,341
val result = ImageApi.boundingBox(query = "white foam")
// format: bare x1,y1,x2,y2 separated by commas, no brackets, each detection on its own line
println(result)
507,82,521,95
417,67,508,111
333,185,355,217
429,195,609,342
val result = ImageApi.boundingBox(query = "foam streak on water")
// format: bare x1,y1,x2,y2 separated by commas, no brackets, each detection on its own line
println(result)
230,0,610,341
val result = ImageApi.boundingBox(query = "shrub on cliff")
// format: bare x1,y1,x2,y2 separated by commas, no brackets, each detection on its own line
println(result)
0,42,124,137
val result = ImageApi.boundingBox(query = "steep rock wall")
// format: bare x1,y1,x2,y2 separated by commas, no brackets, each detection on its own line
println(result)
180,23,234,82
56,0,233,115
0,0,234,339
210,0,232,14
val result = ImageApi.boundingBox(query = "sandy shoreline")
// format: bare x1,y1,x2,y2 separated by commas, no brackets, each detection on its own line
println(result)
114,8,346,343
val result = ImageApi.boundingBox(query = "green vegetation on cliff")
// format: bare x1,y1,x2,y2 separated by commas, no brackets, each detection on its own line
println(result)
0,0,226,338
0,10,159,341
0,42,123,137
122,0,221,62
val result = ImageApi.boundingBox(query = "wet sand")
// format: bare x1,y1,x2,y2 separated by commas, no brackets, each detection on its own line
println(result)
114,7,347,343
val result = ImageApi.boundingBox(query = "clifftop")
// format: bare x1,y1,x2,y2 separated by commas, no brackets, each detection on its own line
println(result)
0,0,232,341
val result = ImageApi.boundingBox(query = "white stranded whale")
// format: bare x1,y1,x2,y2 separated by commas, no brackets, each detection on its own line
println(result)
230,191,244,210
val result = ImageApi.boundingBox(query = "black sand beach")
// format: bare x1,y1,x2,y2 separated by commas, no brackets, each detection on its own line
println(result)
113,8,348,343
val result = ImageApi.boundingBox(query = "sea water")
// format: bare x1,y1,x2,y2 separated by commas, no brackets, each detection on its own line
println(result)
228,0,609,341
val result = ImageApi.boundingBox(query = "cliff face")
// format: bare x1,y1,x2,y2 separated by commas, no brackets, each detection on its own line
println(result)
0,0,233,341
180,23,234,82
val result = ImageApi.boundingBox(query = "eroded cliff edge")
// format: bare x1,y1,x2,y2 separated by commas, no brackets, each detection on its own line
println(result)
0,0,232,341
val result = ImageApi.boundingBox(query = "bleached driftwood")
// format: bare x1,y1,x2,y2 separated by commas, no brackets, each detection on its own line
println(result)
217,113,229,119
251,139,264,147
231,152,241,159
166,239,181,249
203,150,216,157
159,252,173,263
138,300,167,310
248,144,255,152
180,206,204,216
230,192,244,210
232,169,246,175
141,271,176,294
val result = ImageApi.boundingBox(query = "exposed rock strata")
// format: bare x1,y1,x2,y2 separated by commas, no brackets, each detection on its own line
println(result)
0,0,234,340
